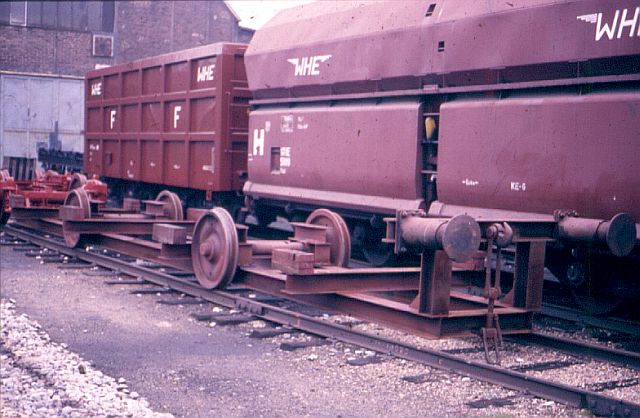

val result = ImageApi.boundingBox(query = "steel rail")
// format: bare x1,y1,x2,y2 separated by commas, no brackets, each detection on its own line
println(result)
541,303,640,336
509,332,640,370
4,224,640,418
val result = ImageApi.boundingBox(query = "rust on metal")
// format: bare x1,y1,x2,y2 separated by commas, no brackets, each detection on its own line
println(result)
283,267,420,294
152,224,188,245
272,249,314,275
557,213,637,257
387,211,481,262
59,206,87,222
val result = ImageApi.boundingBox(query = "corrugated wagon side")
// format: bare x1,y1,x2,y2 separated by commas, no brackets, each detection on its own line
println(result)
85,43,249,204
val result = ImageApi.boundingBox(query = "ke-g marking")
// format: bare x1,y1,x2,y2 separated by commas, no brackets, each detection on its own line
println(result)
510,182,527,192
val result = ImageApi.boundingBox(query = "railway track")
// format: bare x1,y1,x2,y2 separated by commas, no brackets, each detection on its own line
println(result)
541,303,640,337
2,223,640,417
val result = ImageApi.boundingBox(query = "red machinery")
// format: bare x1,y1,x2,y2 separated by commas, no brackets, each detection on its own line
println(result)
1,170,107,225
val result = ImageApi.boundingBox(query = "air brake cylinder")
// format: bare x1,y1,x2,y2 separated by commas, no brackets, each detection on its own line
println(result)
557,213,637,257
386,211,482,262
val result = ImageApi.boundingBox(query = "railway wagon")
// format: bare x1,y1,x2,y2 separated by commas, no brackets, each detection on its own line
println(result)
243,0,640,310
84,43,250,209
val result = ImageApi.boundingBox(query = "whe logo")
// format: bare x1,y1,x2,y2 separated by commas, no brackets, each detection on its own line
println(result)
577,7,640,41
91,82,102,96
286,54,332,76
196,64,215,82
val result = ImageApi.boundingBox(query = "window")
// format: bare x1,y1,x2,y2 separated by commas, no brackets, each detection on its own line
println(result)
58,1,71,28
425,4,436,17
93,34,114,57
0,3,9,24
10,1,26,25
0,1,114,32
26,2,41,26
42,1,57,27
270,148,281,174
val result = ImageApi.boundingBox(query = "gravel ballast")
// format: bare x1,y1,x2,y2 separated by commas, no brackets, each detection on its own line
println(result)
0,299,171,417
0,234,621,417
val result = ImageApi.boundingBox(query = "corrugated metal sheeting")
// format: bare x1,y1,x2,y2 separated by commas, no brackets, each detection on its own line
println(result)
0,72,84,166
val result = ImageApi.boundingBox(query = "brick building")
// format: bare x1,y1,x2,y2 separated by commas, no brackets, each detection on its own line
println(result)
0,0,252,170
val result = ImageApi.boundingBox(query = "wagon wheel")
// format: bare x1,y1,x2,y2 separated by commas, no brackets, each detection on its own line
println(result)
156,190,184,221
191,208,239,289
352,222,394,266
62,188,91,248
0,195,9,225
306,209,351,267
0,171,10,224
68,173,87,190
566,256,627,315
362,242,394,267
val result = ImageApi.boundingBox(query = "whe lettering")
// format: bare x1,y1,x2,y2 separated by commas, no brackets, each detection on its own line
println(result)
91,82,102,96
286,55,332,76
197,64,215,82
577,7,640,41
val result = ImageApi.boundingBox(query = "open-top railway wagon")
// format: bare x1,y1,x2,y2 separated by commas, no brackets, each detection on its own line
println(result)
84,42,250,211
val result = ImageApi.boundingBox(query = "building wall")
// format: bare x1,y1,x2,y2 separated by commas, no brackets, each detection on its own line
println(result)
0,1,252,160
0,1,253,77
0,25,113,77
115,1,252,63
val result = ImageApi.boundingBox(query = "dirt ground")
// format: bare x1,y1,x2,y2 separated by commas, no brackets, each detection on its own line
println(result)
0,239,583,417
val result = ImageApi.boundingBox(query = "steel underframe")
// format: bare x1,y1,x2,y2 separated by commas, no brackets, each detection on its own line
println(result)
4,223,639,417
9,215,538,338
11,219,193,271
237,267,534,338
62,218,195,236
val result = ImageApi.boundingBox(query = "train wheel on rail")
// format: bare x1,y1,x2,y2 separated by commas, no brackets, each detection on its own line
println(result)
566,254,628,316
352,222,394,266
155,190,184,221
306,209,351,267
0,197,9,225
68,173,87,190
0,170,11,224
0,207,9,225
191,207,239,289
62,188,91,248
